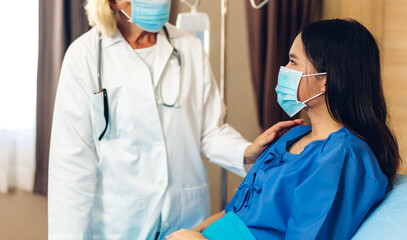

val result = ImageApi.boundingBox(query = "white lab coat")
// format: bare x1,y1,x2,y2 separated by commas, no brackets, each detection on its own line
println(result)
48,23,250,240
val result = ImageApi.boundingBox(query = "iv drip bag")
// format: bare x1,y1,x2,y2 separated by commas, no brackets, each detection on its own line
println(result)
176,0,210,54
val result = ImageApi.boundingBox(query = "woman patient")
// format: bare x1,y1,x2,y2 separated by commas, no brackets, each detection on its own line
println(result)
167,19,401,240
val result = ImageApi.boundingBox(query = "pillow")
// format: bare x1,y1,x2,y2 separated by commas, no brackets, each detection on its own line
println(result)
352,174,407,239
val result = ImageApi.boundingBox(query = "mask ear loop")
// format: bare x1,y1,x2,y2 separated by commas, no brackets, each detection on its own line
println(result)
120,9,132,23
301,72,327,104
303,91,325,104
302,72,327,77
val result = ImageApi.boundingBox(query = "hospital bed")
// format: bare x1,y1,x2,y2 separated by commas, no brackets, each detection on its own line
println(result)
352,174,407,239
203,174,407,239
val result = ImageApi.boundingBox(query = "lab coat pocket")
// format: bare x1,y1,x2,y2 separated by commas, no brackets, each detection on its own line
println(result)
180,184,210,228
92,195,145,239
91,90,106,140
91,85,133,140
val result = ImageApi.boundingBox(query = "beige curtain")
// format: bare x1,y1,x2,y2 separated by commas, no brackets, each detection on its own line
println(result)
35,0,89,195
245,0,322,130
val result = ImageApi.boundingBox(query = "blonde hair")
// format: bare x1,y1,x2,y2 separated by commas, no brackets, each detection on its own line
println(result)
84,0,126,37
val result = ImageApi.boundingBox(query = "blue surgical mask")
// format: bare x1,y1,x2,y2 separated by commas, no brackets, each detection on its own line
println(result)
121,0,171,33
275,66,326,117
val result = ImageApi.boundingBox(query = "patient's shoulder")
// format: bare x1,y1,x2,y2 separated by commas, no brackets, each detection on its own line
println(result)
322,127,373,156
322,128,384,183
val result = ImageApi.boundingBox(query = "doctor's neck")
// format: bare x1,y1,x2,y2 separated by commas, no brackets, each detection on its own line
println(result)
116,12,157,49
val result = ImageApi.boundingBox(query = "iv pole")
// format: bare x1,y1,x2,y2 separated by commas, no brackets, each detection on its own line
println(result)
220,0,229,209
219,0,269,209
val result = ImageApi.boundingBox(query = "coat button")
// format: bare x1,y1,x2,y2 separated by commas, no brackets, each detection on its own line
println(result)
159,181,167,189
155,142,164,148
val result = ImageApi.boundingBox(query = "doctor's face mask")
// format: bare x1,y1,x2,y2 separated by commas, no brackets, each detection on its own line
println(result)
121,0,171,33
275,67,327,117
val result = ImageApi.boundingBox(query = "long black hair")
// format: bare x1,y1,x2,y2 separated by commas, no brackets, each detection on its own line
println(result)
300,19,401,188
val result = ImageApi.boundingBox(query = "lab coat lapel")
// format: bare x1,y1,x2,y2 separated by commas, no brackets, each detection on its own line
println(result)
153,28,173,89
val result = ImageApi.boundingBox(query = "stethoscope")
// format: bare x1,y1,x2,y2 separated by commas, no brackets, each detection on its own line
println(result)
96,26,182,140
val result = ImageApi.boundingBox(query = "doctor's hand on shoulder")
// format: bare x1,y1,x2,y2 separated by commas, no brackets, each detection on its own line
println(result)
244,119,304,164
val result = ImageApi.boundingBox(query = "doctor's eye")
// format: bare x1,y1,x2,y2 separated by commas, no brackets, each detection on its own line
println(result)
289,59,296,65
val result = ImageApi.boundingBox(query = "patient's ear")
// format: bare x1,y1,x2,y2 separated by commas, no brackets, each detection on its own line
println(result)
321,77,327,92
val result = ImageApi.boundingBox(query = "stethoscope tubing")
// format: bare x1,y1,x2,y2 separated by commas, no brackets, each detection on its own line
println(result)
96,26,181,140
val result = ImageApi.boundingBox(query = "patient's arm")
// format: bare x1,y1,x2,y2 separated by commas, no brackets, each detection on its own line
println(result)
192,210,226,232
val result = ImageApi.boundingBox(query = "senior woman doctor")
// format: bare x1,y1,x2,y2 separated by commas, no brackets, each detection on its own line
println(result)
48,0,303,239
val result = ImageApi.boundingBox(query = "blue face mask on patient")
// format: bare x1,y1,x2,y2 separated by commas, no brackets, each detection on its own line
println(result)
121,0,171,33
275,66,326,117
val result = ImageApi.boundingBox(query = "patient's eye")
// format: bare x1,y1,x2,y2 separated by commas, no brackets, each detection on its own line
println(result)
289,59,296,65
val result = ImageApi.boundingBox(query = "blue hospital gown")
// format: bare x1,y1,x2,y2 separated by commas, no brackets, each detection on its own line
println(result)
225,125,388,240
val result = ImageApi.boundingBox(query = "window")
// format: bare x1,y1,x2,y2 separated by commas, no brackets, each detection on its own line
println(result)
0,0,38,193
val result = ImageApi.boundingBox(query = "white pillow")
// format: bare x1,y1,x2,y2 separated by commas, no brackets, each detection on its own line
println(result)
352,174,407,239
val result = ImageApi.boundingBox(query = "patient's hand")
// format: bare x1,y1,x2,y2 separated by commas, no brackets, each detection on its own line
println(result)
244,119,304,164
166,229,208,240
